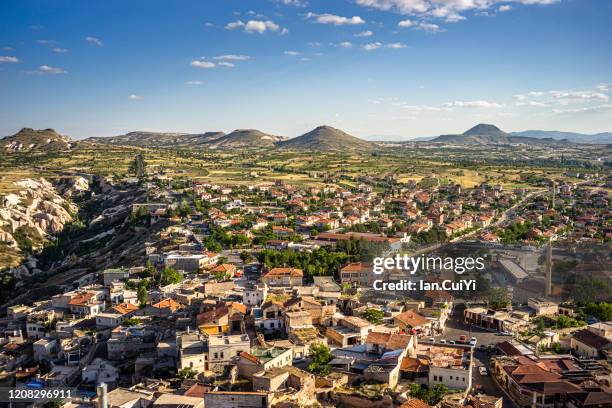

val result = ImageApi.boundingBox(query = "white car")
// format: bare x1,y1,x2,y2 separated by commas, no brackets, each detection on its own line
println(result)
440,339,447,344
478,366,488,376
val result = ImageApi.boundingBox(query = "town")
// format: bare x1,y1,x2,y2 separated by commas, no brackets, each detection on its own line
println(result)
0,142,609,407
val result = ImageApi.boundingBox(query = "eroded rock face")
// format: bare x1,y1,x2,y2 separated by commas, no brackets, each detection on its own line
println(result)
0,177,79,249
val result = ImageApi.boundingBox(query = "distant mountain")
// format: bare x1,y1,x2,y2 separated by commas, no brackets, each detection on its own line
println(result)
430,124,571,146
1,128,72,152
207,129,286,149
278,125,374,152
86,131,225,147
510,130,612,144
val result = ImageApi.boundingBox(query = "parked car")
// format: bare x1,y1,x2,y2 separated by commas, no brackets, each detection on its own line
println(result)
440,339,447,344
459,335,467,343
478,366,488,376
429,337,435,343
449,340,456,344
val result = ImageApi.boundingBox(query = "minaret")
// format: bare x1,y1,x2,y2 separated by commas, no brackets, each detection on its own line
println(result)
551,181,556,210
545,240,552,297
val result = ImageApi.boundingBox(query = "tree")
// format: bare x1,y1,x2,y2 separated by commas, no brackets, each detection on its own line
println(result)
307,343,332,375
160,267,182,286
487,287,509,309
240,251,254,264
177,367,197,380
137,284,148,307
362,308,385,325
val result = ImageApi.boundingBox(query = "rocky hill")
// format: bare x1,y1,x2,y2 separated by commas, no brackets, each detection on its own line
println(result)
510,130,612,144
1,128,73,152
430,124,572,146
277,125,374,152
0,178,79,271
87,131,226,147
206,129,286,149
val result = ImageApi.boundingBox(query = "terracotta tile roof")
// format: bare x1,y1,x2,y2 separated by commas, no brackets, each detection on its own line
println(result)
394,310,429,328
111,303,139,315
264,267,303,277
400,399,432,408
366,332,413,351
68,292,96,306
240,351,260,364
152,298,180,311
400,356,429,372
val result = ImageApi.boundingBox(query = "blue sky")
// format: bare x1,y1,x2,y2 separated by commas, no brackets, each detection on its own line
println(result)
0,0,611,140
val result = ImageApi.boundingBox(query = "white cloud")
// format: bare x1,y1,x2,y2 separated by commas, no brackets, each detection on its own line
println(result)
363,42,406,50
513,91,544,100
402,104,441,112
553,104,612,114
443,100,503,108
416,22,444,33
27,65,67,75
355,0,558,24
2,46,15,51
128,94,142,100
37,39,56,45
355,30,374,37
397,19,414,27
516,101,549,107
550,90,609,102
85,36,103,46
305,12,365,25
596,83,610,93
52,47,69,53
190,60,216,68
284,50,301,56
364,42,383,51
0,56,19,64
273,0,308,7
308,41,322,46
339,42,353,48
186,81,204,85
226,19,286,34
217,61,235,67
213,54,250,60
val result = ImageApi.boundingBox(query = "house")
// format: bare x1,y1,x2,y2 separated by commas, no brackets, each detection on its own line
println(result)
152,393,204,408
340,263,372,287
207,333,251,373
149,298,181,317
418,343,472,390
237,346,293,380
82,358,119,385
394,310,431,336
570,329,611,358
326,316,373,347
527,298,559,316
261,267,303,287
177,332,208,374
103,268,131,286
197,302,246,335
204,391,270,408
67,291,106,316
105,387,155,408
243,283,268,308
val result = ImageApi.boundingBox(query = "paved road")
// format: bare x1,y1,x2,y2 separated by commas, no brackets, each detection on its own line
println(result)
435,313,518,408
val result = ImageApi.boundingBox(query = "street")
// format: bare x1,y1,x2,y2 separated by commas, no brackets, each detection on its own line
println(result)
434,312,518,408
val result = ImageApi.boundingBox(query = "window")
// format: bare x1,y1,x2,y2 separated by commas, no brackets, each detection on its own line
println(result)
220,352,224,358
213,353,218,359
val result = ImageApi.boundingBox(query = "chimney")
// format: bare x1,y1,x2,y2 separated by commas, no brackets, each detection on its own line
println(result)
97,383,108,408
